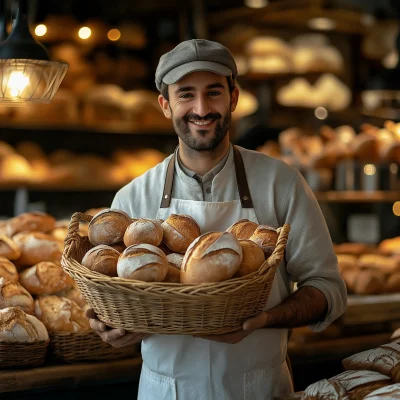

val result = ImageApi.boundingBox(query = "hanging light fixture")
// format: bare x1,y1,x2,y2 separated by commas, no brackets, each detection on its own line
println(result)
0,0,68,105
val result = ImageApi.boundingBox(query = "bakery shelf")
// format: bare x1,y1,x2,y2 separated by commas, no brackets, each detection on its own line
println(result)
314,191,400,203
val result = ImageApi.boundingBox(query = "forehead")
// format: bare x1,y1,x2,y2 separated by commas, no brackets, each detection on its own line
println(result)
171,71,228,89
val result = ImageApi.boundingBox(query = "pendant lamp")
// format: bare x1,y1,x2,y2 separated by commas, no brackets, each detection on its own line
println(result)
0,0,68,104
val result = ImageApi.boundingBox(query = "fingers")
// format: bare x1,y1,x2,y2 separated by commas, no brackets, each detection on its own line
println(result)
105,332,146,348
243,311,269,331
85,308,96,319
85,308,107,332
98,328,126,343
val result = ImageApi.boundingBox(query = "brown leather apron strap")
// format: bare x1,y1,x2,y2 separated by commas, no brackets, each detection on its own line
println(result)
160,153,175,208
233,146,254,208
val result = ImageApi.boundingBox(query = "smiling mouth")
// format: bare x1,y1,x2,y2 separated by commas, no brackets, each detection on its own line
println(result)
189,119,216,127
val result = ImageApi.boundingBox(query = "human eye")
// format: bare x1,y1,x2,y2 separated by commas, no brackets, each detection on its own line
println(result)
179,93,193,99
208,91,221,97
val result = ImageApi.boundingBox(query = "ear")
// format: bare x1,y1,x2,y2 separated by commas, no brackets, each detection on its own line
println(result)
230,86,239,113
158,94,172,119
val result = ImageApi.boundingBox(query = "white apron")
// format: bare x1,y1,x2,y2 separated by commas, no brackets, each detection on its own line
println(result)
138,146,293,400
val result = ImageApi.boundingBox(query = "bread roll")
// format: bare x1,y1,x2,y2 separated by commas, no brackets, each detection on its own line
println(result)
162,214,201,253
55,281,86,309
341,268,358,293
13,232,63,268
82,245,120,277
353,269,385,295
0,235,21,260
379,237,400,256
35,295,90,333
334,242,371,256
0,307,49,343
19,261,74,295
0,257,18,281
302,378,348,400
0,277,34,315
164,253,184,283
385,273,400,293
249,225,279,257
5,211,56,237
181,232,242,284
88,208,131,246
226,219,258,240
123,218,163,247
117,244,168,282
364,384,400,399
234,240,265,278
358,254,400,274
337,254,358,273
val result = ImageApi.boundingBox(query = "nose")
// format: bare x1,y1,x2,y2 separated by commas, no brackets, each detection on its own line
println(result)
192,95,211,118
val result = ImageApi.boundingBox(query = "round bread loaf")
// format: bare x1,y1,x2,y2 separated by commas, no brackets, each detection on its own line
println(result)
0,235,21,260
0,257,18,281
123,218,163,247
34,295,90,333
226,219,258,240
88,208,131,246
19,261,74,295
0,277,34,315
164,253,184,283
249,225,279,257
82,245,120,277
117,244,168,282
55,281,87,309
5,211,56,237
181,232,242,284
162,214,201,253
234,240,265,278
0,307,49,343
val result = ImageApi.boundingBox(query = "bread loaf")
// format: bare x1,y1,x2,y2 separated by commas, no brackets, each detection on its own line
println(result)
88,208,131,246
82,245,120,277
164,253,184,283
162,214,201,253
0,257,18,281
379,237,400,256
363,383,400,399
5,211,56,237
0,277,34,315
234,240,265,278
13,232,63,268
19,261,74,295
226,219,258,240
352,269,386,295
55,281,87,309
123,218,163,247
117,244,168,282
358,255,400,274
0,235,21,260
0,307,49,343
249,225,279,257
337,254,358,272
302,378,349,400
385,273,400,293
181,232,242,284
35,295,90,333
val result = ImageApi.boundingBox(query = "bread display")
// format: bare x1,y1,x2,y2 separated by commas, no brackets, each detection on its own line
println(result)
234,240,265,278
0,257,18,281
164,253,184,283
0,277,34,315
249,225,279,258
0,235,21,260
19,261,74,295
123,218,163,247
88,209,131,246
81,245,120,277
363,384,400,399
35,295,90,333
379,237,400,256
226,219,258,240
5,211,56,237
0,307,49,343
161,214,201,253
181,232,242,284
117,244,168,282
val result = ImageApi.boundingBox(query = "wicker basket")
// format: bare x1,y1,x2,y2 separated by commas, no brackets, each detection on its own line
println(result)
50,331,138,363
0,341,49,369
62,212,290,335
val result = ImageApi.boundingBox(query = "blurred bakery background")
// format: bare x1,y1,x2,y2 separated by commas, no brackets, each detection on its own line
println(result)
1,0,400,398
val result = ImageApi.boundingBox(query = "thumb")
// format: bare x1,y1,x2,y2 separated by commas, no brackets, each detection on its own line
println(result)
243,312,269,331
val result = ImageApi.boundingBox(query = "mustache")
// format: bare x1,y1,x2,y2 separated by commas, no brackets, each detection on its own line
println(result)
183,112,221,122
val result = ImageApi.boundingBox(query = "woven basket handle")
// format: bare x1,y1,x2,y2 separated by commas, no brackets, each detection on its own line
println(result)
64,212,93,258
258,223,290,275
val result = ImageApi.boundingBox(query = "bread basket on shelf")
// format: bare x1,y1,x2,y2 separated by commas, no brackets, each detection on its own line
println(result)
0,341,49,369
49,331,138,363
62,212,290,335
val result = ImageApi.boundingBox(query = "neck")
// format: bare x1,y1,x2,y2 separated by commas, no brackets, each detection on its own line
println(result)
178,135,230,176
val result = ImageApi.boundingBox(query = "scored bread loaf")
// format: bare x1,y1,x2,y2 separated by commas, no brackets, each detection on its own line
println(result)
301,378,349,400
164,253,184,283
0,277,34,315
0,235,21,260
117,244,168,282
363,383,400,399
19,261,74,295
4,211,56,237
0,307,49,343
0,257,18,281
82,245,120,277
226,219,258,240
88,208,131,246
249,225,279,258
161,214,201,253
123,218,163,247
181,231,242,284
234,239,265,278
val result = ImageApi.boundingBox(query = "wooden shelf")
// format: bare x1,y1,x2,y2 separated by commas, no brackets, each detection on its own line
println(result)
314,191,400,203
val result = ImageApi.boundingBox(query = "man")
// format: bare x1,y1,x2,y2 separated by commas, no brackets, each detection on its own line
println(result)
87,39,347,400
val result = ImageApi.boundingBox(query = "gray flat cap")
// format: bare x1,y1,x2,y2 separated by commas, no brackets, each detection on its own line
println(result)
155,39,238,92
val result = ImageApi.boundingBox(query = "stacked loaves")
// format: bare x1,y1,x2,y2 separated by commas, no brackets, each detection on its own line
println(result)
81,209,280,285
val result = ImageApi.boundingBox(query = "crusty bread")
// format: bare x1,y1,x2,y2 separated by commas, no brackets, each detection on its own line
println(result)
162,214,201,253
226,219,258,240
0,307,49,343
181,232,242,284
337,254,358,272
352,269,386,295
249,225,279,258
302,378,348,400
82,245,120,277
123,218,163,247
55,281,87,309
358,254,400,274
0,235,21,260
164,253,184,283
234,240,265,278
0,277,34,315
0,257,18,281
19,261,74,295
88,208,131,246
364,383,400,399
117,244,168,282
5,211,56,237
35,295,90,333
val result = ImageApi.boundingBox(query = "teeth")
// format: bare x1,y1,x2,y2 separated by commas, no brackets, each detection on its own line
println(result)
190,120,213,126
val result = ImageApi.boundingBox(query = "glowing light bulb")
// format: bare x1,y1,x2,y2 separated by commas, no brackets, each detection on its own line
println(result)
78,27,91,40
245,0,268,8
364,164,376,176
393,201,400,216
108,29,121,41
8,72,30,98
35,24,47,37
308,17,337,31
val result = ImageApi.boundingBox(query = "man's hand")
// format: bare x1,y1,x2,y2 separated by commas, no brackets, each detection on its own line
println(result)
86,308,149,348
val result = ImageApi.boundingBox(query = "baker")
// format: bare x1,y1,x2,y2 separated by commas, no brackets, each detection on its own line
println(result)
87,39,347,400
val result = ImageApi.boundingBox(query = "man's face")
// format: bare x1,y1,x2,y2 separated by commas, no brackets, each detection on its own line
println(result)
158,71,239,151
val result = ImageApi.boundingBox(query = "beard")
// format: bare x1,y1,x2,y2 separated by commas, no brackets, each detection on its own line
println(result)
172,110,231,151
